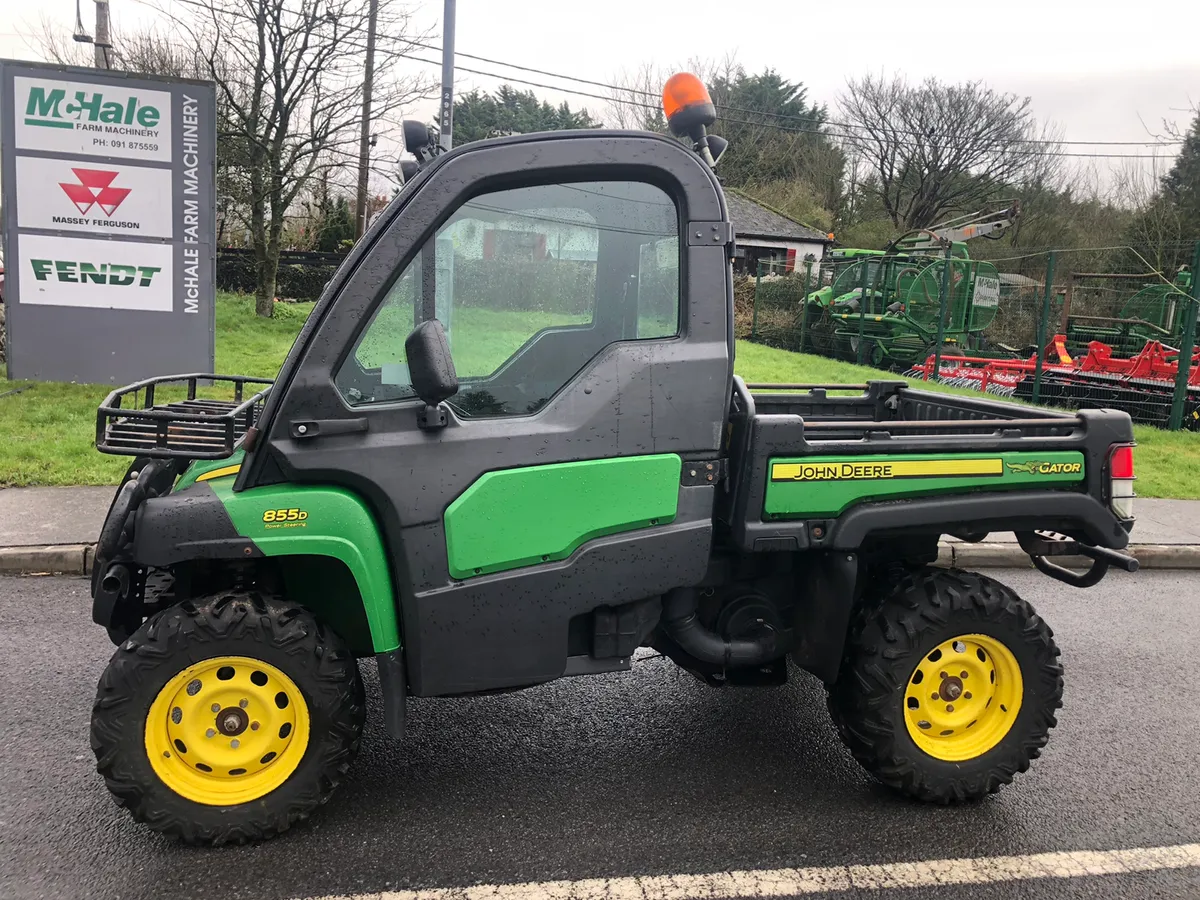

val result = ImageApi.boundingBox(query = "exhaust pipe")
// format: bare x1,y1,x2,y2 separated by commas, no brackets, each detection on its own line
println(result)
661,587,778,667
101,563,131,598
92,562,133,632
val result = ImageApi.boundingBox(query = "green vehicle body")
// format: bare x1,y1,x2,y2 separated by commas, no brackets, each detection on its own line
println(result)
87,127,1140,835
209,475,400,652
155,451,687,654
91,128,1136,694
442,453,682,580
803,242,1009,367
158,442,1096,661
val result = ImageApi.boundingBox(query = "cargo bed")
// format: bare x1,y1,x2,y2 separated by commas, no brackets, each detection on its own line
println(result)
720,377,1135,554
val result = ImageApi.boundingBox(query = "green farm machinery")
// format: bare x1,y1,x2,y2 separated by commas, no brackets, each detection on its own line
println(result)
1065,266,1194,357
804,204,1020,367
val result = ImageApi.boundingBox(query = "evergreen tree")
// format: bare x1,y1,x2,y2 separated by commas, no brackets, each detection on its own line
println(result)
314,197,355,253
1163,111,1200,243
708,67,843,208
452,87,601,144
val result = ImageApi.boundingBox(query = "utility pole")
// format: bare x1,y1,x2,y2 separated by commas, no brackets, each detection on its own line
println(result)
354,0,379,240
439,0,455,152
94,0,111,69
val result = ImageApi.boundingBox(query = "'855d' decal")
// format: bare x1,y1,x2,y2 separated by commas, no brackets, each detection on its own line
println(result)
262,507,308,529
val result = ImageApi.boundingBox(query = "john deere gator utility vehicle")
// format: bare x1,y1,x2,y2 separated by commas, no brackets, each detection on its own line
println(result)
89,75,1139,845
803,206,1019,367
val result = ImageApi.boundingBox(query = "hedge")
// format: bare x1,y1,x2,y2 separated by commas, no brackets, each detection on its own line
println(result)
216,253,339,302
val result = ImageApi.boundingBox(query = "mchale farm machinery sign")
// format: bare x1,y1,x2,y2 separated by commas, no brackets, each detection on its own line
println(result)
15,76,171,162
1,60,216,383
973,273,1001,308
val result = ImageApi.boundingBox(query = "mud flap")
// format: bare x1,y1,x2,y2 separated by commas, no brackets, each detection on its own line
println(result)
376,649,407,740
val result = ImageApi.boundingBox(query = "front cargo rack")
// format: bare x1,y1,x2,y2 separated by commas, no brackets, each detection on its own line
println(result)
96,374,273,459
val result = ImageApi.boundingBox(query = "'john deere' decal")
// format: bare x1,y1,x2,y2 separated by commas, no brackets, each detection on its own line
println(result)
764,451,1086,518
772,458,1003,482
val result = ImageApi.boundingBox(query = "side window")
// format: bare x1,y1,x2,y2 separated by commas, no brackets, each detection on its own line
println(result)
335,181,680,415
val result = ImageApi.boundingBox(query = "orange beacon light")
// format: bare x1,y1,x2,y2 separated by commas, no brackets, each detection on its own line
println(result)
662,73,715,132
662,73,725,167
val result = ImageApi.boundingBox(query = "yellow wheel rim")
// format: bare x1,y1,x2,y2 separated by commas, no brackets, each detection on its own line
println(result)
145,656,310,806
903,634,1023,762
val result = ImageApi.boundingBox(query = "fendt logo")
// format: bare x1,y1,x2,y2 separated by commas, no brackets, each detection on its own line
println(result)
59,168,131,218
29,259,162,288
24,85,161,132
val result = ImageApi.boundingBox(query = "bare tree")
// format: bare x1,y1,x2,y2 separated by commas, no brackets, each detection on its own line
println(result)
606,62,665,132
1112,152,1185,271
37,2,433,315
838,74,1046,230
605,55,739,134
34,14,95,67
156,0,431,315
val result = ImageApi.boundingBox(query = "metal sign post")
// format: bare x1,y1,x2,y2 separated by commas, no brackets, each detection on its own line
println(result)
439,0,455,152
0,60,216,384
1169,241,1200,431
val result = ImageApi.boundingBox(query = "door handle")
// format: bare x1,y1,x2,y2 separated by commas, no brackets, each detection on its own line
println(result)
289,418,369,440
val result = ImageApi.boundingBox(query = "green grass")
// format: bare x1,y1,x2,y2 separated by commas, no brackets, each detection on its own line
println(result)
355,298,589,376
0,295,314,487
2,295,1197,499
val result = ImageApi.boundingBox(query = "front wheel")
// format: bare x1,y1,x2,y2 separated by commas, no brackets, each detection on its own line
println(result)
91,592,366,845
828,568,1062,803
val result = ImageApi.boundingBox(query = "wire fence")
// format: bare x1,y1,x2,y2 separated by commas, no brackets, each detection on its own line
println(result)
740,240,1200,430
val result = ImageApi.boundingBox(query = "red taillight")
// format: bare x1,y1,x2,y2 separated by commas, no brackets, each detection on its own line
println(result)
1108,444,1136,520
1110,445,1135,480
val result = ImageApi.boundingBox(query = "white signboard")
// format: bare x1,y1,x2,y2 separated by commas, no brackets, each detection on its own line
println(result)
15,155,174,238
13,75,172,162
17,233,174,311
973,273,1001,308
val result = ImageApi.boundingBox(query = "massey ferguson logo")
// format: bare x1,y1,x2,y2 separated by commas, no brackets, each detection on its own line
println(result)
53,168,140,230
60,168,130,217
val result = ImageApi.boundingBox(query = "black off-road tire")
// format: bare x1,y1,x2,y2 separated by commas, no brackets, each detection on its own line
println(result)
828,568,1063,803
91,592,366,845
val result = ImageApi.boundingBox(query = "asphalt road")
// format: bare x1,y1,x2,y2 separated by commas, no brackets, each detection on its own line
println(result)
3,569,1200,900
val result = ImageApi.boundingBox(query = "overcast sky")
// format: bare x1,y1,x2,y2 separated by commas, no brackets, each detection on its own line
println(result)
2,0,1196,185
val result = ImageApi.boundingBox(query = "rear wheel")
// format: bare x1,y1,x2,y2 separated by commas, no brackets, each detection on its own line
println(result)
828,568,1062,802
91,592,365,845
807,314,835,356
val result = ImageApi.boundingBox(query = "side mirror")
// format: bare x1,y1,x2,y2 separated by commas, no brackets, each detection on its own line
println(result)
705,134,728,166
399,159,419,183
402,120,431,153
404,319,458,429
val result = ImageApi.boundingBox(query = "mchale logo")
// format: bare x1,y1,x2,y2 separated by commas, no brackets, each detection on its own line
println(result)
59,168,130,217
24,86,161,130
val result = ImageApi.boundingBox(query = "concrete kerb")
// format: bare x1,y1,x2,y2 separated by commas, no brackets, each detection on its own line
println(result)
946,542,1200,570
0,541,1197,577
0,544,95,576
